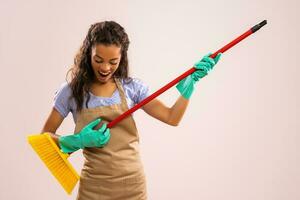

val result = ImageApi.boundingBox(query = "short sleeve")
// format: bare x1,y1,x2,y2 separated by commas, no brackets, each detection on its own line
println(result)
131,78,150,104
53,82,72,118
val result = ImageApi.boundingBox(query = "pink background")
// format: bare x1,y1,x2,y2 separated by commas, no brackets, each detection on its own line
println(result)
0,0,299,199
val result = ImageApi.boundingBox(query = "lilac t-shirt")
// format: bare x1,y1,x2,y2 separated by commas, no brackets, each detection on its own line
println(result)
53,78,150,122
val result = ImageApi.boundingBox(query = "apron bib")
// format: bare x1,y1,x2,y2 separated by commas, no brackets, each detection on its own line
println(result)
75,78,147,200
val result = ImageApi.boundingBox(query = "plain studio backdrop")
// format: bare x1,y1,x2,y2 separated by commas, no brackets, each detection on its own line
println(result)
0,0,299,199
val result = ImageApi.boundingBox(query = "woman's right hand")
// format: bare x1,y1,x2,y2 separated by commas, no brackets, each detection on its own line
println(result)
58,118,111,153
79,118,111,148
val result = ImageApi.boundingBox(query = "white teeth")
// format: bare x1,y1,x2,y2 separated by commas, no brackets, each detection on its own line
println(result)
99,71,110,76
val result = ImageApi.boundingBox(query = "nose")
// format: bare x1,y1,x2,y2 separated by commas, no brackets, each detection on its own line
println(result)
100,63,111,72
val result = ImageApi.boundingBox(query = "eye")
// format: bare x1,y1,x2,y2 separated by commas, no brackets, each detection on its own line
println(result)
95,59,102,63
110,62,118,65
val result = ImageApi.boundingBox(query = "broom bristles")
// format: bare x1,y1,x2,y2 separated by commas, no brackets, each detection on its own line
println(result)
27,133,80,194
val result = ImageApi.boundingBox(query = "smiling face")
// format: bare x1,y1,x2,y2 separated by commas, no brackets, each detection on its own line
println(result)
91,43,122,84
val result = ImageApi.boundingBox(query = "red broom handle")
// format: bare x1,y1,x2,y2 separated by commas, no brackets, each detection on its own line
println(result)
107,20,267,128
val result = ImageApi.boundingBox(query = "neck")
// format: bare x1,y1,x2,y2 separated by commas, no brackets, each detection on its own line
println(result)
93,77,116,86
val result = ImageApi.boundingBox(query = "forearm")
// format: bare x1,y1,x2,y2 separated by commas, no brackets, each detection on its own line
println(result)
168,95,189,126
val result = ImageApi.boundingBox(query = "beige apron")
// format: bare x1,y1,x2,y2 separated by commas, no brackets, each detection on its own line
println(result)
75,78,147,200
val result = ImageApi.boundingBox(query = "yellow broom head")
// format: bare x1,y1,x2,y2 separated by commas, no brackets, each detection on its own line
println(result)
27,133,80,194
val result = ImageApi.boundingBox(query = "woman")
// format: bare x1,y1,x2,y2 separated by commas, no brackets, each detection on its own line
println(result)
41,21,221,200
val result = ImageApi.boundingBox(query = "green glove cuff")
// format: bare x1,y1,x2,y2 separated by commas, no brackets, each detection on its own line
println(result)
58,134,82,153
176,75,195,99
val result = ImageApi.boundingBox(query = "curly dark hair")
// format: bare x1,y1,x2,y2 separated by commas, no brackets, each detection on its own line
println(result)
66,21,131,112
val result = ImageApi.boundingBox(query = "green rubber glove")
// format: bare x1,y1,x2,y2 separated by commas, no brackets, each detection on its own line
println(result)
58,118,111,153
176,53,222,99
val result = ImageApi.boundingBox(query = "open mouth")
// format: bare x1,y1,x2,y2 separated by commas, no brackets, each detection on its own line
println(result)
98,71,111,78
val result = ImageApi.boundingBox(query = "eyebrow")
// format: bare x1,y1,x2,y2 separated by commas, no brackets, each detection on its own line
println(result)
95,55,119,61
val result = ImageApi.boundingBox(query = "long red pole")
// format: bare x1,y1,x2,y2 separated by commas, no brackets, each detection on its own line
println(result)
107,20,267,128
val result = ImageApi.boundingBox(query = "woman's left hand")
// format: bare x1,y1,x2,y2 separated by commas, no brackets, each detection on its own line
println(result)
192,53,222,81
176,53,222,99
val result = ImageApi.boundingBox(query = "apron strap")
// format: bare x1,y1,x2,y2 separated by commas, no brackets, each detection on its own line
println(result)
114,77,130,111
